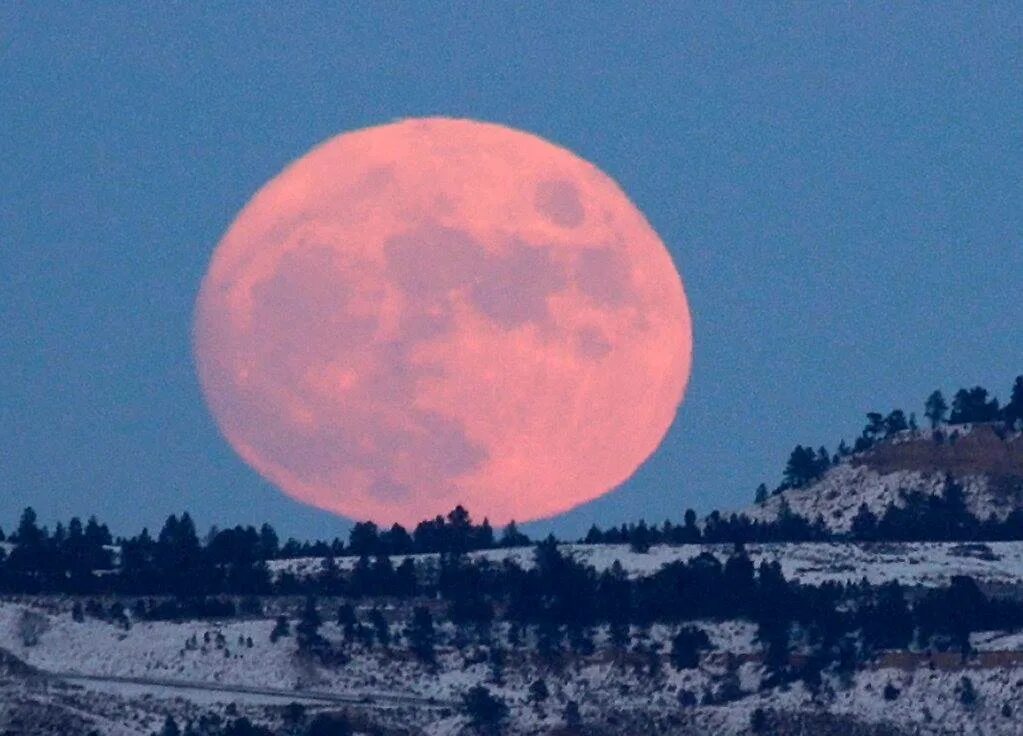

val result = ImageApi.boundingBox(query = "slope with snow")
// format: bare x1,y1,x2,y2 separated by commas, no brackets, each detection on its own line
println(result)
746,425,1023,533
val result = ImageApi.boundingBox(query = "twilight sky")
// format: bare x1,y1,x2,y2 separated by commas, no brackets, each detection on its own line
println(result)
2,4,1020,540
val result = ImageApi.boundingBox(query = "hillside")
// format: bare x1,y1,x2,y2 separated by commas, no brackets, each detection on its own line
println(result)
7,539,1023,735
748,424,1023,533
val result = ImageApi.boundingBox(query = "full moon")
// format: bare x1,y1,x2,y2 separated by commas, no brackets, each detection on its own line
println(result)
194,118,692,526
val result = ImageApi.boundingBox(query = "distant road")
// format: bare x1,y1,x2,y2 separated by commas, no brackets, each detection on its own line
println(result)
50,670,458,709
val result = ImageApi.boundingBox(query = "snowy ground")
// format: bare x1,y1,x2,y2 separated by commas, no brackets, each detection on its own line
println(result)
7,535,1023,734
746,425,1023,533
3,592,1023,735
270,540,1023,589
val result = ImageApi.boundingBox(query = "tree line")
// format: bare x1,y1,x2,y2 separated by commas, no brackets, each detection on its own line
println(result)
8,486,1023,599
769,375,1023,493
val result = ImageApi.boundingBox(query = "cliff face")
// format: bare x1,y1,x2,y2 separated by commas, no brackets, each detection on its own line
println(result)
747,425,1023,532
856,424,1023,478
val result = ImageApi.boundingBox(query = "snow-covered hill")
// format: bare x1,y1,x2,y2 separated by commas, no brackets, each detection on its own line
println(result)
746,425,1023,532
5,594,1023,736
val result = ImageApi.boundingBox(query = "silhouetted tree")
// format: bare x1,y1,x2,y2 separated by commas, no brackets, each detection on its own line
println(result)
337,603,357,643
925,390,948,428
380,523,413,555
462,684,508,732
1004,376,1023,429
347,521,379,556
884,410,909,437
528,678,549,706
270,614,290,643
860,581,912,652
305,713,352,736
499,520,530,547
782,445,828,488
296,595,327,656
669,625,711,670
369,607,390,646
563,700,582,731
950,386,1000,424
850,503,879,541
754,483,768,504
157,715,181,736
407,605,436,664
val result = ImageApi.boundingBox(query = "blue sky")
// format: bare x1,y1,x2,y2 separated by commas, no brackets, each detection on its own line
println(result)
2,4,1020,540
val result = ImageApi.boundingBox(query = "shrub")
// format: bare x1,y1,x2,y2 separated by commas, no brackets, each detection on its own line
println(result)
462,684,508,730
305,713,352,736
18,610,48,647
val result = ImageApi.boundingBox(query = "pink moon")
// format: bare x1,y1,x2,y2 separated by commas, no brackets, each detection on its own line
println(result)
193,118,692,526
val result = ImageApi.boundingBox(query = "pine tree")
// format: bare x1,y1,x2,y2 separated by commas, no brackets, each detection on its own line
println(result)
462,684,508,731
369,607,390,646
407,605,436,664
270,614,290,642
14,507,43,548
337,603,357,643
884,410,908,437
296,596,328,657
850,503,879,541
754,483,768,504
925,390,948,428
563,700,582,730
950,386,1000,424
158,716,181,736
527,677,549,706
305,713,352,736
1004,376,1023,429
258,523,279,559
669,626,711,670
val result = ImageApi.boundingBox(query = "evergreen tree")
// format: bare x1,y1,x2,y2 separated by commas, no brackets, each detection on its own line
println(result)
563,701,582,730
754,483,768,504
270,614,290,642
629,520,652,553
850,503,879,541
380,523,413,555
527,678,549,706
347,521,379,556
782,445,827,488
296,596,323,650
14,507,43,546
368,607,390,646
155,513,202,594
536,619,563,663
925,390,948,428
305,714,352,736
863,412,886,441
884,410,909,437
681,508,700,542
407,605,436,664
257,523,280,559
462,684,508,732
337,603,357,643
158,716,181,736
669,625,711,670
860,581,912,652
8,507,47,573
499,520,530,547
394,557,418,597
950,386,1000,424
1004,376,1023,429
